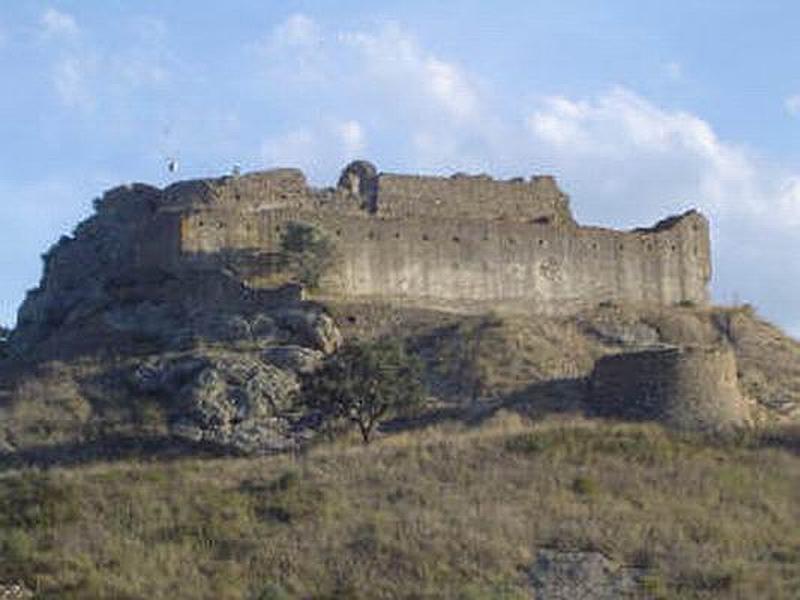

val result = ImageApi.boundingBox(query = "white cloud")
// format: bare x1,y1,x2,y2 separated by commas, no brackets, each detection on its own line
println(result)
259,17,492,172
44,14,171,111
337,120,366,157
260,13,327,84
258,18,800,232
785,94,800,117
523,88,798,227
41,7,79,40
340,23,480,122
271,13,322,48
53,56,94,110
519,88,800,330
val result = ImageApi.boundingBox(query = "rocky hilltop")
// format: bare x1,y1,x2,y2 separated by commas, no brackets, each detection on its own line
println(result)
1,166,799,461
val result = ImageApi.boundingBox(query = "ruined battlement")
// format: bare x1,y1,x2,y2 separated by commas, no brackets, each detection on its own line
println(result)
159,161,710,313
334,161,574,224
16,161,712,341
591,345,751,430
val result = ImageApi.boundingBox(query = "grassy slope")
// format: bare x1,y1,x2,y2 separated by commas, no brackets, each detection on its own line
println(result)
1,415,799,599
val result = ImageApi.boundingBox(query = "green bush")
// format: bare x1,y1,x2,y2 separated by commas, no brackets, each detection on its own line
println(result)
0,473,80,529
571,476,599,497
301,338,426,443
256,581,292,600
279,221,336,289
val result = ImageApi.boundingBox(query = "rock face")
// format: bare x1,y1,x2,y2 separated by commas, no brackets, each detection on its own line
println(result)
1,182,343,455
0,580,34,599
528,550,646,599
131,352,303,453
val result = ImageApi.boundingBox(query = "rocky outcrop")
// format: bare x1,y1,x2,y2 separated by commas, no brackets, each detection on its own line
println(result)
0,580,34,599
131,351,306,454
1,179,343,455
527,550,646,599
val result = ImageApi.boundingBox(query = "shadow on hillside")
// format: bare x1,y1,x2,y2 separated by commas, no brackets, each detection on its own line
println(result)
755,425,800,455
382,376,591,434
0,435,235,472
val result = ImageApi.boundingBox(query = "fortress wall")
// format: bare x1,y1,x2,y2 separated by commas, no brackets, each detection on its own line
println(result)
178,207,299,255
590,346,750,430
175,205,709,313
161,169,309,212
373,174,574,224
322,215,708,312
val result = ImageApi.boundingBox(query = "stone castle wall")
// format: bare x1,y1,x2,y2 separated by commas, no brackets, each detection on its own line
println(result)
167,161,710,314
160,169,310,212
590,345,751,430
371,173,573,224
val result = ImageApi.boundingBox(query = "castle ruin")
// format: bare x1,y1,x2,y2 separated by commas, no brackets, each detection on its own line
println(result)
16,161,712,342
591,345,751,431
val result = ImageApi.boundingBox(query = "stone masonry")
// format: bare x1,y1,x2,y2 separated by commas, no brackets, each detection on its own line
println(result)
590,345,751,430
16,160,712,338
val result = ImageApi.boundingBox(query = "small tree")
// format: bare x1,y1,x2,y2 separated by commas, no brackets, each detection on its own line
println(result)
279,221,335,289
302,338,425,444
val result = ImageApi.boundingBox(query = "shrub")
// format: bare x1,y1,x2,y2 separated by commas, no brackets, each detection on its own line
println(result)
256,581,291,600
571,476,599,497
279,221,336,289
301,338,426,443
0,473,80,529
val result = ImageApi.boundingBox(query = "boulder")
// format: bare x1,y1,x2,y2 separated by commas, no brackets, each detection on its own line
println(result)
131,351,301,454
528,549,645,599
273,309,342,354
262,345,324,374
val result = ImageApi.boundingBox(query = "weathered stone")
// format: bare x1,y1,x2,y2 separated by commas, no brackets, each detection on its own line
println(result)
590,345,753,430
0,580,34,599
273,309,342,354
132,351,301,453
262,345,324,374
528,549,645,599
584,319,660,347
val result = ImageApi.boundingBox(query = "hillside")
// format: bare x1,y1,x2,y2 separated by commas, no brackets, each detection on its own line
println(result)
2,301,799,461
1,415,798,599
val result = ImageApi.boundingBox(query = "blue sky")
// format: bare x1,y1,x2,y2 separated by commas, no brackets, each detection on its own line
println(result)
1,1,798,336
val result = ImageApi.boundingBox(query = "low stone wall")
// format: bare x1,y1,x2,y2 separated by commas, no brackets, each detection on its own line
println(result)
590,345,751,430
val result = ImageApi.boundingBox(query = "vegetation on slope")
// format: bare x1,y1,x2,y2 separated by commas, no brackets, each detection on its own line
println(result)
301,338,425,443
0,415,798,599
328,301,800,422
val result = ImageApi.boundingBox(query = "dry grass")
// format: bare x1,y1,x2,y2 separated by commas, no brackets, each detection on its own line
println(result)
1,414,798,599
328,300,800,421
